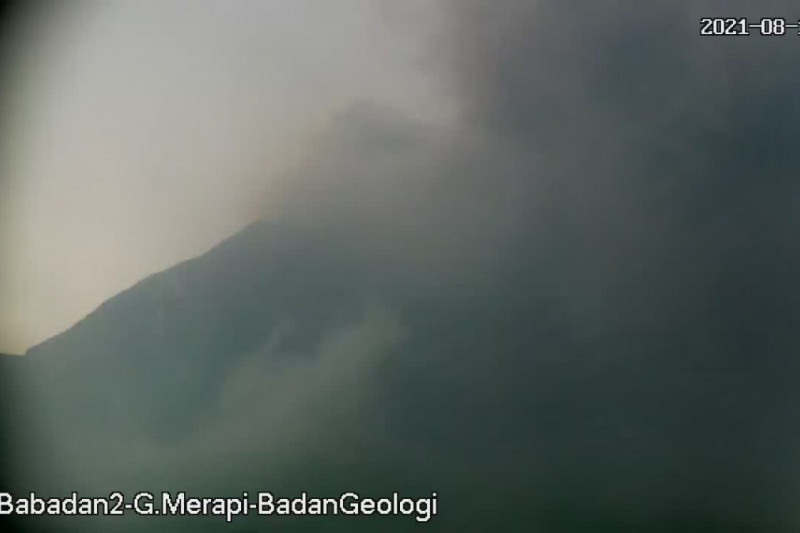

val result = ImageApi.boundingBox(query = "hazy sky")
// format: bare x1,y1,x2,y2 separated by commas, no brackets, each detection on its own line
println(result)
0,1,451,354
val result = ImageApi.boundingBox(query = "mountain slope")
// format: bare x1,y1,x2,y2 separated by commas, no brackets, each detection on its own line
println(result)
22,220,378,440
8,215,794,532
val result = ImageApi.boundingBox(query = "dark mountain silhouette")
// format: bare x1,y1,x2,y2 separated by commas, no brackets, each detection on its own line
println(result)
8,214,795,532
23,220,375,440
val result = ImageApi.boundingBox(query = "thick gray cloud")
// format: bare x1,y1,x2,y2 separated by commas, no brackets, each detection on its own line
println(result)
269,0,800,526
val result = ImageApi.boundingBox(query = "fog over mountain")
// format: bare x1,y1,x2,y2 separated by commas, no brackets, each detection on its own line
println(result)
0,0,449,355
6,1,800,531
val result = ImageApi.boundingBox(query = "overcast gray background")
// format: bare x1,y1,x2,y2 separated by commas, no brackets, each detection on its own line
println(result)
5,1,800,530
